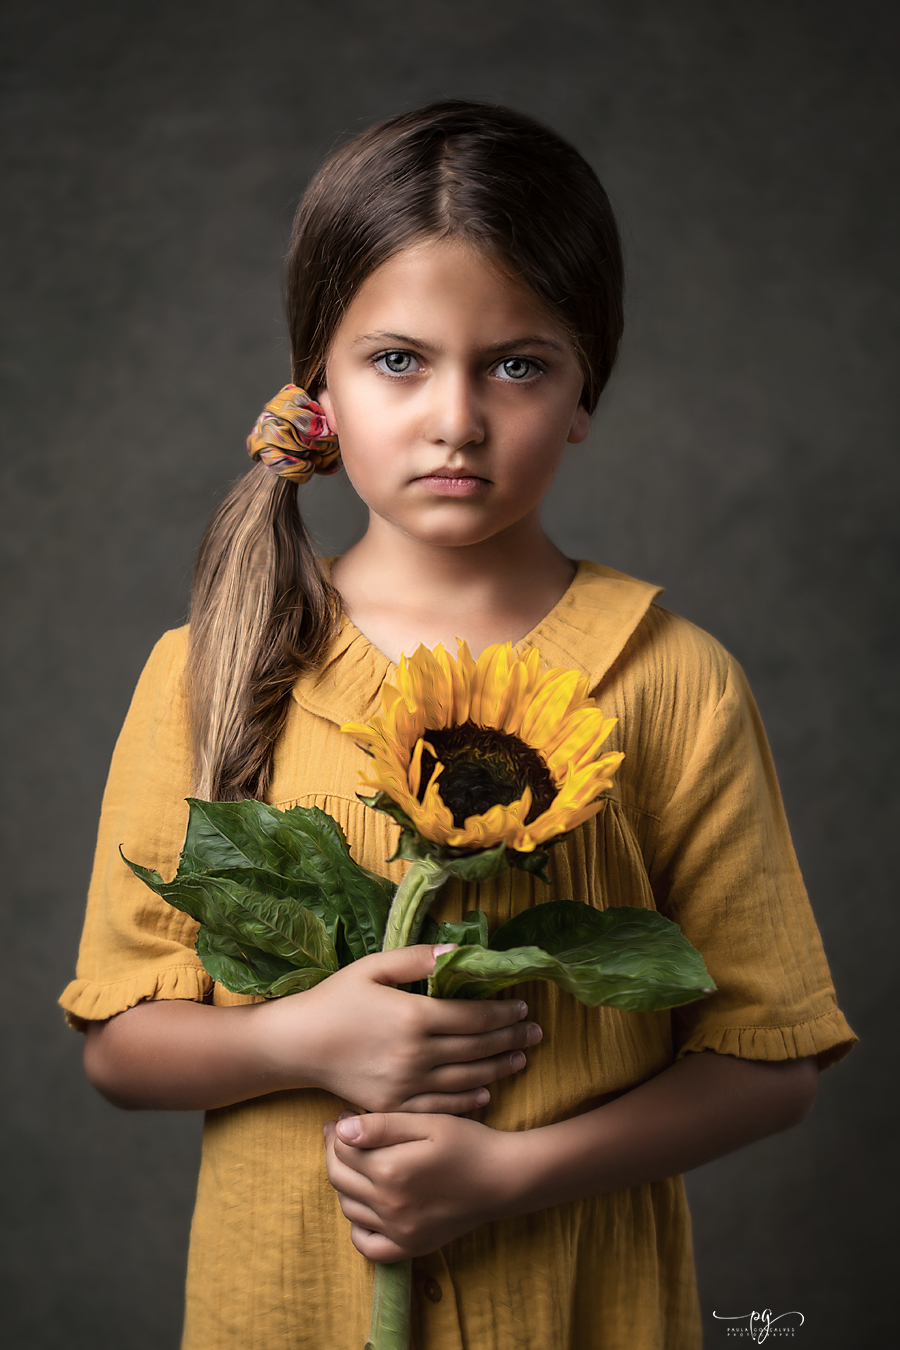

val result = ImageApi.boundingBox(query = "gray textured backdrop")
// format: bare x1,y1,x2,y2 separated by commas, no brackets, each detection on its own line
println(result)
2,1,897,1346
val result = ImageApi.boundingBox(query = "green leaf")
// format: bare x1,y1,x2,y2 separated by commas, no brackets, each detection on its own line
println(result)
275,805,394,958
194,928,324,997
266,966,337,997
430,904,715,1011
194,926,334,999
441,843,509,883
194,928,269,995
179,798,295,875
358,791,416,833
123,856,339,974
435,909,489,948
387,829,427,865
490,899,616,955
506,848,552,883
171,799,393,961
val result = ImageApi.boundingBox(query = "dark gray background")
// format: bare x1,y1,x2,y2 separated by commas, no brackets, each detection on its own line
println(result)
2,1,896,1346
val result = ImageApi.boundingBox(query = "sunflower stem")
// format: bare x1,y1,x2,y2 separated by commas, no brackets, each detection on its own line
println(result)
366,857,449,1350
366,1258,412,1350
381,857,448,952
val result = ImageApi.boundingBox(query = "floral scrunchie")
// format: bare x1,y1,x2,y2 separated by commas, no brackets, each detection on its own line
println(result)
246,384,341,483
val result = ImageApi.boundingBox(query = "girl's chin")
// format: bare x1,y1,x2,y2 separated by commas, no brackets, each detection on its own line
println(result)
362,494,536,550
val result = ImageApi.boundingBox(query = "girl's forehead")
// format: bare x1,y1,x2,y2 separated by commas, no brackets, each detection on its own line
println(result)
336,235,574,349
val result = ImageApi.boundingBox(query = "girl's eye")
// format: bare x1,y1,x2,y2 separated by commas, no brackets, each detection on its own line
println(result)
495,357,540,381
376,351,419,376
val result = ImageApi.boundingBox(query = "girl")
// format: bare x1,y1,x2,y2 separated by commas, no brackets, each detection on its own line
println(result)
61,102,855,1349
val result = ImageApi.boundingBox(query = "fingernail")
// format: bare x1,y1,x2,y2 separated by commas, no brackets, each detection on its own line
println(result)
511,1051,526,1071
433,943,458,957
516,1001,528,1019
337,1110,356,1121
526,1023,543,1045
475,1088,490,1105
337,1117,363,1143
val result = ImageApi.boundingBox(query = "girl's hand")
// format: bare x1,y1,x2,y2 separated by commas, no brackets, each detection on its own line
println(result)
323,1110,520,1261
259,944,542,1115
322,1053,821,1263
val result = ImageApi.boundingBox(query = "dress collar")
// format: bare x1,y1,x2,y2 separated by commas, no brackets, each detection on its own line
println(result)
291,559,662,728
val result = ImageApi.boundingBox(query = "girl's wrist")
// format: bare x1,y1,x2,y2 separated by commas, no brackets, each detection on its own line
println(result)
479,1122,561,1221
249,993,328,1095
483,1117,607,1220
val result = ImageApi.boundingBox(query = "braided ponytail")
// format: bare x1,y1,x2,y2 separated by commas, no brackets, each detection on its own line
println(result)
186,466,338,800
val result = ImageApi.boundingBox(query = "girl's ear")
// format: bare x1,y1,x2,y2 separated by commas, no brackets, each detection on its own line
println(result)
566,404,591,445
316,386,338,436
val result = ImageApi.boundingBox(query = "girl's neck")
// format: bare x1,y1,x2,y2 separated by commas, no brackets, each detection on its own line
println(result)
331,517,576,664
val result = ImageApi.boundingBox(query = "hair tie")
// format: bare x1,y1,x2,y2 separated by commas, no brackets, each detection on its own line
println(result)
246,384,341,483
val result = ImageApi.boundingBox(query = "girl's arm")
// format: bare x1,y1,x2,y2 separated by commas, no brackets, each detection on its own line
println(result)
323,1049,819,1261
83,944,542,1115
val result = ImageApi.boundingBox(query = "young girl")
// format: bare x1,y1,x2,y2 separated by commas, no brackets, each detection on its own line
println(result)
61,102,855,1350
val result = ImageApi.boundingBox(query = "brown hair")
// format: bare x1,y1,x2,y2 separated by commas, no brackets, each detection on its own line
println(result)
188,100,624,801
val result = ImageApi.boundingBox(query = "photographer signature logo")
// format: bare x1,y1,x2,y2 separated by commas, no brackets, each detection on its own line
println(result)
713,1309,805,1341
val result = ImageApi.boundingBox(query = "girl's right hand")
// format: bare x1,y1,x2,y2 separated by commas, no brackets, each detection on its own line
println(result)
256,944,543,1114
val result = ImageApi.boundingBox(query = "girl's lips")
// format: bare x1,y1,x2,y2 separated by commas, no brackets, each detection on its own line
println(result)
414,470,491,497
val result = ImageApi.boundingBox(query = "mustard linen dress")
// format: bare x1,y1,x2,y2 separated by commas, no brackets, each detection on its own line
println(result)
60,562,856,1350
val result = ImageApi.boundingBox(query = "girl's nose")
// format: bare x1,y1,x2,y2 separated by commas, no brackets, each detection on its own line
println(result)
426,370,485,450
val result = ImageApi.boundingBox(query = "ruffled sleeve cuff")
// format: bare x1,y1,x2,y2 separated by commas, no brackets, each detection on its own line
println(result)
675,1005,858,1071
59,963,213,1032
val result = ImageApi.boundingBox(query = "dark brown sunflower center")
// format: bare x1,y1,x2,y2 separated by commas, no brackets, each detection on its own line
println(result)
416,722,555,829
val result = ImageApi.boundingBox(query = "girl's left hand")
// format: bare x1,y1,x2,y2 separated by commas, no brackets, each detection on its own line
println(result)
323,1111,519,1261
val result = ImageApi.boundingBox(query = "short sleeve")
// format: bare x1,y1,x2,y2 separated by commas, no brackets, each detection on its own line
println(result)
59,628,213,1029
650,655,856,1070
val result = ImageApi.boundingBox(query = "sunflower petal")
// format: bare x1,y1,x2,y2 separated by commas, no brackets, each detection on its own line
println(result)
469,643,508,726
500,646,544,737
407,737,427,799
445,795,529,850
397,644,454,726
542,709,619,771
518,670,585,749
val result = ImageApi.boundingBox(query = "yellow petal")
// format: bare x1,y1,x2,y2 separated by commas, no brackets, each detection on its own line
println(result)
518,670,585,749
468,643,509,725
410,766,456,844
427,646,458,729
500,646,543,736
398,644,453,726
542,708,618,770
407,737,426,799
445,793,529,850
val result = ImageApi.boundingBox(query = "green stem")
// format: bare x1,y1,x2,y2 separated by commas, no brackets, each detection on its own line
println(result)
381,856,448,952
366,856,449,1349
366,1259,412,1350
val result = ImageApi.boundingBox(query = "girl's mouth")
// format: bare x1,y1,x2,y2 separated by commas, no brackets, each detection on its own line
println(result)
414,469,491,497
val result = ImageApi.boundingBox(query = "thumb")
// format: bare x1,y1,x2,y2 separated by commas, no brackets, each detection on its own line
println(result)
365,943,458,988
335,1111,430,1150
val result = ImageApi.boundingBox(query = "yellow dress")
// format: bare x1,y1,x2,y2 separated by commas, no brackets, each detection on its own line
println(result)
60,561,856,1350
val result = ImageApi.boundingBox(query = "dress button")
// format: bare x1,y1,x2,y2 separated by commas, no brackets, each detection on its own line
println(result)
423,1278,443,1303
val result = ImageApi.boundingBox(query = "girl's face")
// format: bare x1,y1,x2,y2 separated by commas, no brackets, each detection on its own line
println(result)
317,236,590,551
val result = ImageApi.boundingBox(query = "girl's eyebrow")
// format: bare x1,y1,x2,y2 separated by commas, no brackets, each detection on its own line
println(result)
352,330,567,355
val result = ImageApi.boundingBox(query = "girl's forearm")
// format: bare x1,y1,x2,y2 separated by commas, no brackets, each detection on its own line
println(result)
82,947,543,1114
504,1051,819,1214
83,999,291,1111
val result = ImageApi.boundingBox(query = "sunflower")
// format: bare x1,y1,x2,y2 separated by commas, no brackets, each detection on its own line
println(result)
342,641,623,873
